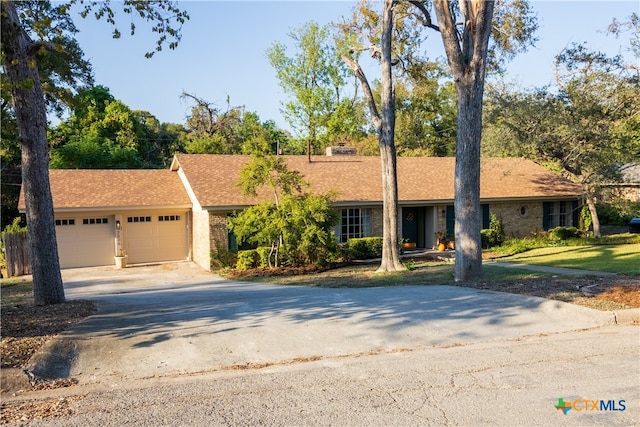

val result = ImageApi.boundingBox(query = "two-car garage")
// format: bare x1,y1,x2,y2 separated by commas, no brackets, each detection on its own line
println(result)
54,211,190,269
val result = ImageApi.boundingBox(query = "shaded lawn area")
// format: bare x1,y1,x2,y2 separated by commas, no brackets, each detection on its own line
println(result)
498,243,640,274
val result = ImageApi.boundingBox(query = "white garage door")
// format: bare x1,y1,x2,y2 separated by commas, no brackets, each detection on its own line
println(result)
124,213,188,264
55,216,115,268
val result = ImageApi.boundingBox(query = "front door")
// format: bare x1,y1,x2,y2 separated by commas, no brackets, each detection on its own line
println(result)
402,207,425,248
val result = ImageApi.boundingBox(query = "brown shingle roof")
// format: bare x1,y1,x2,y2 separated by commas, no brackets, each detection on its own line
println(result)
172,154,582,209
19,169,191,211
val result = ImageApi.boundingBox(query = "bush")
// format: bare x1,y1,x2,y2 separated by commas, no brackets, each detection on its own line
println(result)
481,213,505,249
256,246,273,268
343,237,383,260
481,229,499,249
210,243,237,270
549,226,582,241
236,249,259,270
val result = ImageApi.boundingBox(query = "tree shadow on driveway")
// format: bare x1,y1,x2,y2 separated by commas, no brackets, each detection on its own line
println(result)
40,263,612,382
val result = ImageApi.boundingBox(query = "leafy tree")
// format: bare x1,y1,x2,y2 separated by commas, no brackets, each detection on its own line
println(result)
181,93,290,155
0,1,93,229
230,154,338,267
391,62,457,156
411,0,537,281
50,85,186,168
1,0,188,305
339,0,406,273
483,43,640,237
267,22,365,159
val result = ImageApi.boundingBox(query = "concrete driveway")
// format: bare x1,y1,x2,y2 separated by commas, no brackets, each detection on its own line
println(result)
31,262,614,385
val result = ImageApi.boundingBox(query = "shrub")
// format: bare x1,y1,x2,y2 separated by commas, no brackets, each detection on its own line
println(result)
481,213,505,249
344,237,383,260
549,226,582,241
256,246,273,268
236,249,259,270
210,243,237,270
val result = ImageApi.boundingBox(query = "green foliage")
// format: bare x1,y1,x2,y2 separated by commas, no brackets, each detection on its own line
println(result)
279,193,339,266
229,154,339,267
580,204,593,231
50,131,143,169
343,237,383,260
267,21,366,153
49,86,185,168
481,214,505,249
210,244,237,271
2,217,27,234
256,247,273,268
597,202,640,226
236,250,259,270
549,226,583,241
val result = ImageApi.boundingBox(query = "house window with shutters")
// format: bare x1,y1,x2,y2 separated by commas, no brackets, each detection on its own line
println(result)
338,208,371,243
543,201,578,230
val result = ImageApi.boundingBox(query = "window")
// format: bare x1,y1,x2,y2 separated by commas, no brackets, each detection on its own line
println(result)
158,215,181,222
82,218,108,225
55,219,75,226
339,208,371,243
545,201,571,229
127,216,151,223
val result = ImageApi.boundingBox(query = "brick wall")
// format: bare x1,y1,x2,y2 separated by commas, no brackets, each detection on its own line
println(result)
489,202,544,238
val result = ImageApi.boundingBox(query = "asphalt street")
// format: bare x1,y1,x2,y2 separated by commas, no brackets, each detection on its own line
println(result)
18,325,640,426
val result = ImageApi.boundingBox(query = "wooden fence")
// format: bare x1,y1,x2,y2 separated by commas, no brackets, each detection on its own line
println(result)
2,231,31,277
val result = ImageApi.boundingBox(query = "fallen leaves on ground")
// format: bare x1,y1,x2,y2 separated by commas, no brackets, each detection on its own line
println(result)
459,275,640,311
1,300,97,369
1,396,83,424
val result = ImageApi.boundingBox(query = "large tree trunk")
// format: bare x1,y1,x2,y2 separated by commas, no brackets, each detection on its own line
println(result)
453,78,484,281
376,0,404,272
2,1,65,305
341,0,404,272
584,185,602,238
433,0,494,282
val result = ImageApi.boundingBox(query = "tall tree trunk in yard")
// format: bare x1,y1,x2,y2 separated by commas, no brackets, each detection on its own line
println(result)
453,78,483,281
2,1,65,304
584,184,602,238
432,0,495,281
341,0,404,272
376,0,404,272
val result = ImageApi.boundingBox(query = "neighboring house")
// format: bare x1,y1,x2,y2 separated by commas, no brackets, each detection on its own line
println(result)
600,163,640,203
20,154,582,271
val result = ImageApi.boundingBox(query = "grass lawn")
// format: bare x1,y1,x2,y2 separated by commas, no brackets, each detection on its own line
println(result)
498,243,640,274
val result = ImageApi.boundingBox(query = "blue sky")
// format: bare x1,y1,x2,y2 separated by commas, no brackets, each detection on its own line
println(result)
70,1,638,134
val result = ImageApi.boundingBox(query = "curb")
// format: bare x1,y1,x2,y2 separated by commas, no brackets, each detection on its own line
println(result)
612,308,640,325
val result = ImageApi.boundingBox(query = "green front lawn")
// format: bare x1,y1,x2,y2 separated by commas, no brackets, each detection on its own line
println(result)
499,243,640,274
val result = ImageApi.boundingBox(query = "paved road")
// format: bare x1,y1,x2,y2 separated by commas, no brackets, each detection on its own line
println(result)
20,325,640,426
26,262,615,384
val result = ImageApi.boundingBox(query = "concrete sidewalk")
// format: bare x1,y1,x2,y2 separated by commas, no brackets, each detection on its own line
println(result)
25,262,617,386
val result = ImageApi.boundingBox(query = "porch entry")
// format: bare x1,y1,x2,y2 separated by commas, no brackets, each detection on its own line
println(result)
402,207,436,249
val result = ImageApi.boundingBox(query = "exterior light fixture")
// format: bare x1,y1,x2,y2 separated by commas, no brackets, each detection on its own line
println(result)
116,220,121,230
